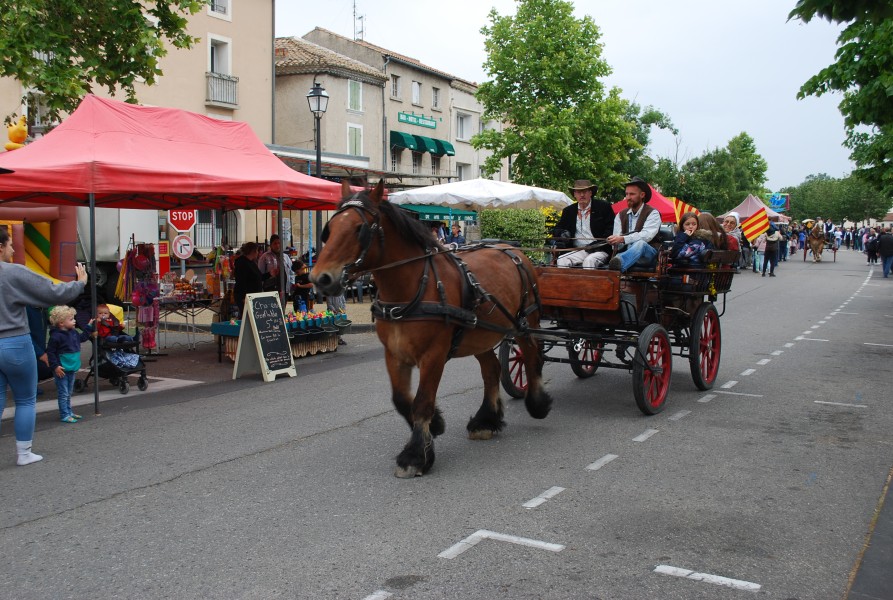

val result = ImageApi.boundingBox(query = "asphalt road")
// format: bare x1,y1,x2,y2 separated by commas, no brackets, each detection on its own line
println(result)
1,247,891,599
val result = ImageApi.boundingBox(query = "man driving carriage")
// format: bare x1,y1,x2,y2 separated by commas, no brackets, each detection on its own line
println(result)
607,177,661,272
553,179,615,268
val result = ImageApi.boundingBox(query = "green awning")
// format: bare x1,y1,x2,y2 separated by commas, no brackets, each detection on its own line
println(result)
413,134,439,155
390,131,418,151
399,204,477,221
432,138,455,157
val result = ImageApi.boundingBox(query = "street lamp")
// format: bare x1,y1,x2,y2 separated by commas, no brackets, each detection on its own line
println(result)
306,81,329,257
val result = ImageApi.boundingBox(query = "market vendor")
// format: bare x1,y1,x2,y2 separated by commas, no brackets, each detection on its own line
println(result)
233,242,263,317
259,234,293,294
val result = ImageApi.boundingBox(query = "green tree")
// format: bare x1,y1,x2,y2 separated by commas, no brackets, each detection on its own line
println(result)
0,0,205,122
473,0,637,192
791,1,893,196
608,102,677,199
786,173,888,224
672,132,768,214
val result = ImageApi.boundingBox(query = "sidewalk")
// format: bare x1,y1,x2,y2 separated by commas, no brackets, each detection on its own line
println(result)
4,297,377,421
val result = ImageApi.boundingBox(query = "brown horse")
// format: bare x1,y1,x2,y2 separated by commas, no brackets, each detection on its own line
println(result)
311,181,552,477
808,224,825,262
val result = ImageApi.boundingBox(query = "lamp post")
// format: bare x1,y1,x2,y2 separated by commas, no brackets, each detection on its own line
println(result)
306,82,329,258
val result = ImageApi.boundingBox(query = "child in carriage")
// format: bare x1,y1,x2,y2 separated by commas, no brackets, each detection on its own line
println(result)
670,212,715,265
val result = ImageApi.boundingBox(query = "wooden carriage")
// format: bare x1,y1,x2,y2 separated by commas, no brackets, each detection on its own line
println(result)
499,248,738,415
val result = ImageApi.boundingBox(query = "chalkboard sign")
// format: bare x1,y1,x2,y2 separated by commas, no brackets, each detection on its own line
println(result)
232,292,296,381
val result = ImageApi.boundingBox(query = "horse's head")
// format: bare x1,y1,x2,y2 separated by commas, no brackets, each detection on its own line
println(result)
311,180,387,296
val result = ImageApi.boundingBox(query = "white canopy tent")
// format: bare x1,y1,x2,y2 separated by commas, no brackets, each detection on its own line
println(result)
387,178,572,210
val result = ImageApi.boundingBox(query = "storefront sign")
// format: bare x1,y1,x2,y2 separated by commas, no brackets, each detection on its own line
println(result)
398,112,437,129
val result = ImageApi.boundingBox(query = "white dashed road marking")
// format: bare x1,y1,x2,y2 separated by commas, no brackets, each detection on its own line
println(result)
668,410,690,421
438,530,564,559
632,429,659,442
784,342,795,348
586,454,619,471
721,380,737,389
815,401,868,408
362,592,392,600
756,359,771,365
654,565,761,592
714,391,764,397
523,486,565,509
740,369,756,376
771,350,784,356
864,343,893,348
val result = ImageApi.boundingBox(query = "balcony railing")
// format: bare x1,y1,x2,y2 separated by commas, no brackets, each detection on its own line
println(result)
211,2,228,14
205,72,239,108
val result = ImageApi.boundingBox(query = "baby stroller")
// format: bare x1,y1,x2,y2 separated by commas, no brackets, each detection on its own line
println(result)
75,335,148,395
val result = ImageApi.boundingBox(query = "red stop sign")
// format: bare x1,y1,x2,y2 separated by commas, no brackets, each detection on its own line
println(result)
168,209,196,232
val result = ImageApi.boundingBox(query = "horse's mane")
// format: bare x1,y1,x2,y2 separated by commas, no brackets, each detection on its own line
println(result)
339,191,439,252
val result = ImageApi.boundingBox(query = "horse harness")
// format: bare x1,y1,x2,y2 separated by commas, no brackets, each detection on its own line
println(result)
326,196,541,359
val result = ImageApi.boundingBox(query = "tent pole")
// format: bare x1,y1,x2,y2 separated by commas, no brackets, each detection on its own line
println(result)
277,199,285,308
89,193,100,416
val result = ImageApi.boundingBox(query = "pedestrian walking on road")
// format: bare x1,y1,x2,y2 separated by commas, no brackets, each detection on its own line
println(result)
1,227,88,465
878,227,893,278
762,226,782,277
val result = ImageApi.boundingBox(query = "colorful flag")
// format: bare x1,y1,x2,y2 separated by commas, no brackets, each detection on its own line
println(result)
741,207,770,243
671,197,700,224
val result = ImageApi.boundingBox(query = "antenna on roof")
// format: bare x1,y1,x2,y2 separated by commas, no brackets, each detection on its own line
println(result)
353,1,365,41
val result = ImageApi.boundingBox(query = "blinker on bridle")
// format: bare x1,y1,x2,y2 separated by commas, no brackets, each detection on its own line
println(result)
321,194,383,287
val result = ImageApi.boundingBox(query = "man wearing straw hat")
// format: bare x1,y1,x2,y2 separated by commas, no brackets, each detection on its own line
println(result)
553,179,615,268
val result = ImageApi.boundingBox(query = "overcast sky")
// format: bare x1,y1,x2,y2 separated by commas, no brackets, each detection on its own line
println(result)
276,0,853,191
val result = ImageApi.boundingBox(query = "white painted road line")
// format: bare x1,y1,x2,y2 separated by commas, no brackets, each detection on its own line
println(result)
864,343,893,348
362,591,392,600
837,312,858,315
633,429,659,442
810,325,821,329
802,330,814,335
771,350,784,356
740,369,756,376
784,342,795,348
756,359,771,365
438,530,564,559
815,401,868,408
819,320,827,324
523,486,565,509
697,393,716,403
654,565,761,592
713,390,764,397
586,454,619,471
796,337,829,342
721,380,738,389
668,410,691,421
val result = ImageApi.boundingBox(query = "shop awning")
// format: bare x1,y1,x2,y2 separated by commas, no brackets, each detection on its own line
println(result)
413,134,440,155
432,138,455,157
399,203,477,221
390,131,418,151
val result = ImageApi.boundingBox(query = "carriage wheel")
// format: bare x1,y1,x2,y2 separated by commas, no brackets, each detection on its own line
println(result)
632,324,672,415
498,338,527,399
567,339,602,378
689,303,721,390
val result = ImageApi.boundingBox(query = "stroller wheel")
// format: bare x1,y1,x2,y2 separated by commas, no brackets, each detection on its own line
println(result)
119,380,130,394
109,376,120,386
73,379,85,394
137,377,148,392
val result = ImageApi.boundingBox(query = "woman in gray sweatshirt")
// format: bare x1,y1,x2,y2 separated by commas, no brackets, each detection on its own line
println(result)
1,228,87,465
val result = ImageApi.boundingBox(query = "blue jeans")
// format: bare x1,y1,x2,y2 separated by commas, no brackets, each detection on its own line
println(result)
0,334,38,441
882,254,893,278
54,371,76,420
753,250,764,272
615,240,658,272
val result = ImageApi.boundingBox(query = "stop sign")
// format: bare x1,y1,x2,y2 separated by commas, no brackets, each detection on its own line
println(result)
168,209,197,232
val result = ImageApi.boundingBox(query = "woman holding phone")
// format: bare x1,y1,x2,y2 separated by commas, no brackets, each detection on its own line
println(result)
1,227,88,466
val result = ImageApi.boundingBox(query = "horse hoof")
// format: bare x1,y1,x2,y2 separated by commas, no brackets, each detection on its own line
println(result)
468,429,494,440
394,465,422,478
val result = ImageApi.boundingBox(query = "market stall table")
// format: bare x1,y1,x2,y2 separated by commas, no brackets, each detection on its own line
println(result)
156,297,220,350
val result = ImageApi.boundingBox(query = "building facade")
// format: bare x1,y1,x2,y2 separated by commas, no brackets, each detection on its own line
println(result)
302,27,507,188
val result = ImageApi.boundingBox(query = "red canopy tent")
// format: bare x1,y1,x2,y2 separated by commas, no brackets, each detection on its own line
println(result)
0,94,341,210
612,185,676,222
0,95,343,407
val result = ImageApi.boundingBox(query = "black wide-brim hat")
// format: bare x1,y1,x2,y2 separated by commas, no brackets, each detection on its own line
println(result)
624,176,652,202
0,167,14,174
